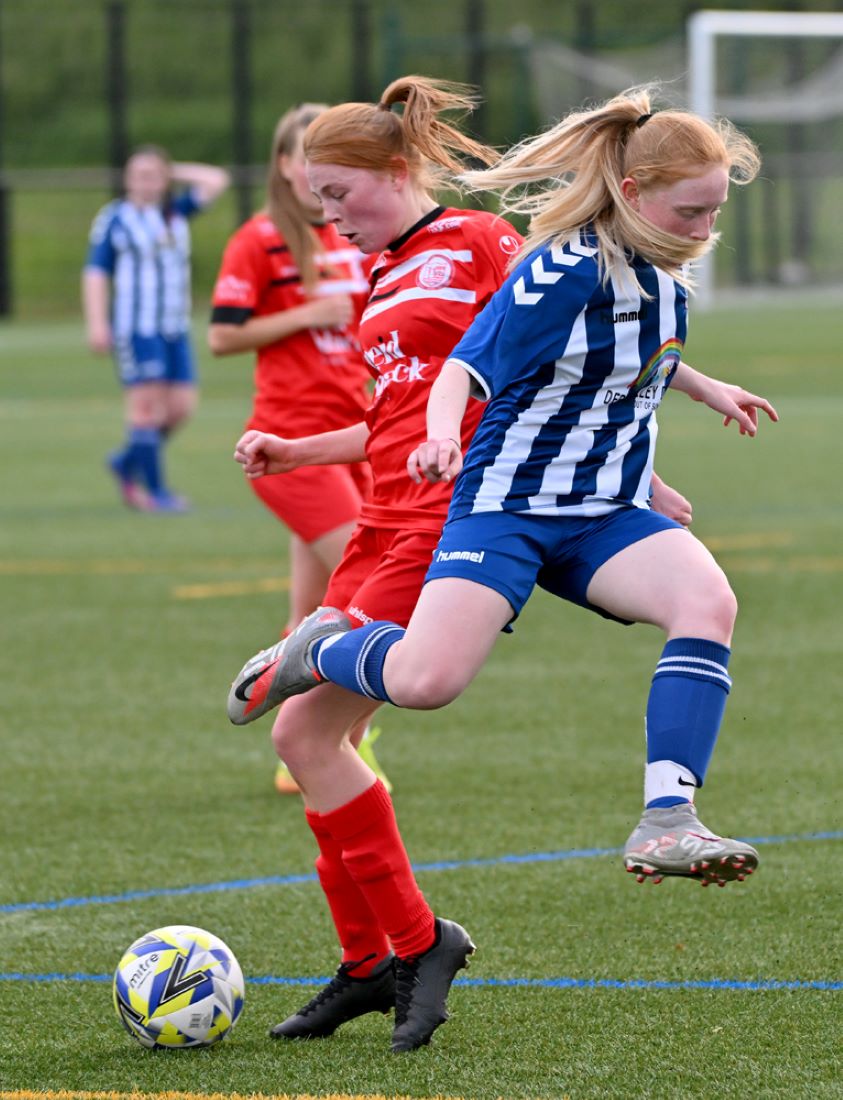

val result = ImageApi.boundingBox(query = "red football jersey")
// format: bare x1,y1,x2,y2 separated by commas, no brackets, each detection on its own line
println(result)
357,207,522,530
211,214,372,436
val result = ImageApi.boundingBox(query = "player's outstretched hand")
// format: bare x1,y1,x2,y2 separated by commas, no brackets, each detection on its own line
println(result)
703,380,779,436
407,438,463,484
234,430,300,479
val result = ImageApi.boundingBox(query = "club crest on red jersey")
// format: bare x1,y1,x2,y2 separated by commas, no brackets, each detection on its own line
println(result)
417,254,454,289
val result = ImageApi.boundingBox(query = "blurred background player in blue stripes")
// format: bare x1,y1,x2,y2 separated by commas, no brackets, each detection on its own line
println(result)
82,145,230,512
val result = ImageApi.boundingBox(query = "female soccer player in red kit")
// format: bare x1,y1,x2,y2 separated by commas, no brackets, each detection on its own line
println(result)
209,104,372,635
226,76,517,1053
228,77,694,1052
209,104,389,793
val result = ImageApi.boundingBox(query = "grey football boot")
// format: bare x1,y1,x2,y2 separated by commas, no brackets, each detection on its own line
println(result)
227,606,351,725
624,802,759,887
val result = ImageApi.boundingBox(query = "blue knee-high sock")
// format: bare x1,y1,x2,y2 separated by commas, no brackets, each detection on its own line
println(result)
127,426,164,494
109,443,135,481
313,621,405,703
645,637,732,809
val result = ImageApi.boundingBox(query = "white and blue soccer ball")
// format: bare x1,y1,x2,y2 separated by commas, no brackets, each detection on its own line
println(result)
112,924,245,1049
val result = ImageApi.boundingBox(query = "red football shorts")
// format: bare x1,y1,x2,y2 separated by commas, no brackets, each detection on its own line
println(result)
324,525,441,628
249,462,372,544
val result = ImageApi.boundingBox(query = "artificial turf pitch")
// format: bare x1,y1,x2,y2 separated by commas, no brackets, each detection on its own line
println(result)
1,307,841,1099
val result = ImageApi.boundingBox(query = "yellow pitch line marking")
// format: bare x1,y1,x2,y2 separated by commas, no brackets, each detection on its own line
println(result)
0,1092,466,1100
172,577,290,600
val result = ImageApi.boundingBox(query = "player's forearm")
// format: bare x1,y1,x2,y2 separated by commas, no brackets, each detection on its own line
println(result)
427,359,472,443
208,306,318,356
671,360,709,401
293,422,370,466
82,269,110,331
171,163,231,204
673,361,738,413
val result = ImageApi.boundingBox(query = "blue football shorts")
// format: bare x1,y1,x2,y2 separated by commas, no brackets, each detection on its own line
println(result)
114,333,197,387
424,506,683,626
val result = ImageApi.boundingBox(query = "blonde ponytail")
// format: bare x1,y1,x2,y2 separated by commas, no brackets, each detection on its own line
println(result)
460,85,760,286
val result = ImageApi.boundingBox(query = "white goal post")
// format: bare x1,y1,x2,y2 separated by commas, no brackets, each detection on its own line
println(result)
688,9,843,306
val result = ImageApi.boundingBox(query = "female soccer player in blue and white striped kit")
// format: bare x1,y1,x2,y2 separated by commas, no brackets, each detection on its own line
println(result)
231,85,778,889
84,146,229,511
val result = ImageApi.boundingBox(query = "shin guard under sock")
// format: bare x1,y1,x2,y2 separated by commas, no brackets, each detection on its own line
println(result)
313,622,404,702
645,637,732,809
127,426,164,495
321,780,435,959
305,807,390,974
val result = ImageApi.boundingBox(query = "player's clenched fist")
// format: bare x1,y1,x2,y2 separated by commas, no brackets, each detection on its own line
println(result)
407,438,463,485
234,430,301,478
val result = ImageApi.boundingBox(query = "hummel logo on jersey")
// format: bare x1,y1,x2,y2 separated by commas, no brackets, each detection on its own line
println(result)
600,305,650,325
435,549,485,564
364,330,405,369
512,236,597,307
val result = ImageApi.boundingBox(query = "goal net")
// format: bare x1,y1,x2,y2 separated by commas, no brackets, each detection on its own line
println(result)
525,10,843,306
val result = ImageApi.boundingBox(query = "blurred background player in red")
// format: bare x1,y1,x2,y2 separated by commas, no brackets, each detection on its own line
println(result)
83,145,230,512
227,78,699,1051
208,104,388,794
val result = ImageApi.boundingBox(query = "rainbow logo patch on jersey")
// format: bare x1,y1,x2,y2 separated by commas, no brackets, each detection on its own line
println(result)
629,338,683,395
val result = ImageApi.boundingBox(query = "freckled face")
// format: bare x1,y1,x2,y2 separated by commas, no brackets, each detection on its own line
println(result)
306,162,409,253
624,165,730,241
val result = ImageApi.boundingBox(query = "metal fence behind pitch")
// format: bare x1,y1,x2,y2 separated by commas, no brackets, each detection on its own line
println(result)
1,0,841,318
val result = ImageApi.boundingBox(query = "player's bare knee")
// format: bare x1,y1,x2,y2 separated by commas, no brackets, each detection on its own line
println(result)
674,576,737,642
273,730,321,774
271,713,307,765
704,575,738,636
389,666,464,710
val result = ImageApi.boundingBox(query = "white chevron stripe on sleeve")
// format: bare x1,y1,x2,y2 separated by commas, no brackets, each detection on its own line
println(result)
513,276,544,306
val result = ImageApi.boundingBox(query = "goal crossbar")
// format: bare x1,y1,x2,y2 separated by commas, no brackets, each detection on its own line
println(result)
688,10,843,305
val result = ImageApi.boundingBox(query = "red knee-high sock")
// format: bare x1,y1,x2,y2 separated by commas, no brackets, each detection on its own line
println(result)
305,807,390,976
321,780,436,959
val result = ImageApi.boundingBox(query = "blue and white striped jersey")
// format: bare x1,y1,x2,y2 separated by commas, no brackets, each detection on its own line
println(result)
447,230,688,520
85,190,202,339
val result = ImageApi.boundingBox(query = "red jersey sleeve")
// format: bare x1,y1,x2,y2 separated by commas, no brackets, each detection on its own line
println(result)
211,220,269,319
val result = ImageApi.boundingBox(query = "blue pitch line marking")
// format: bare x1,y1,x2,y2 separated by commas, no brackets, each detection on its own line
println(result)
2,831,842,916
1,972,840,992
